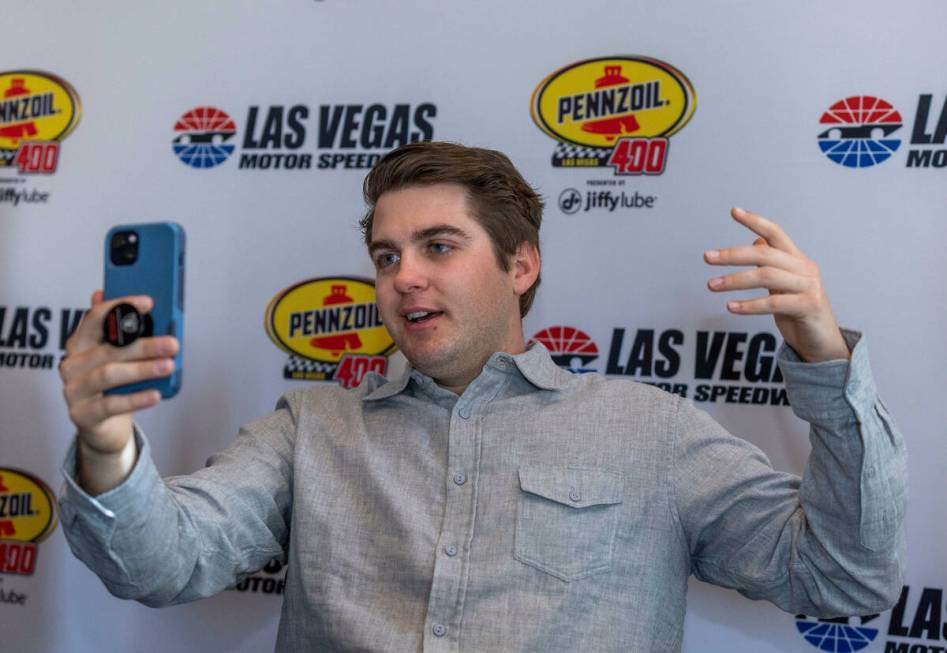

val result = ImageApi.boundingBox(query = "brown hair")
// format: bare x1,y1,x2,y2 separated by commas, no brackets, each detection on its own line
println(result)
361,141,544,317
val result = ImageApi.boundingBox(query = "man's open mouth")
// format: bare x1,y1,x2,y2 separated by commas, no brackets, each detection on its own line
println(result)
404,310,444,324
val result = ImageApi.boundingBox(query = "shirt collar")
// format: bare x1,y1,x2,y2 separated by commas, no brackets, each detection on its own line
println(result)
506,342,564,391
361,367,414,401
361,341,565,402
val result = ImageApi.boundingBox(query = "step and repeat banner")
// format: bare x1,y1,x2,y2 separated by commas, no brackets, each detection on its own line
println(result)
2,2,945,651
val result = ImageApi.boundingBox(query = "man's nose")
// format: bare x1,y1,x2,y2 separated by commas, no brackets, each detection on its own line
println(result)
393,252,428,293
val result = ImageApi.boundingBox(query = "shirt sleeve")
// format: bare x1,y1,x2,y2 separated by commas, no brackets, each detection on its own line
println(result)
58,393,299,607
671,329,907,616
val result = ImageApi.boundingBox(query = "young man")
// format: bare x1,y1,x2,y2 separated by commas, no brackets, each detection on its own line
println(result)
59,142,905,652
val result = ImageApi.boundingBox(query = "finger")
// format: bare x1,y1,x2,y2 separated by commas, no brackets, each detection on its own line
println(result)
60,335,179,384
708,266,810,294
67,294,154,353
704,243,808,273
731,208,803,256
69,390,162,432
91,289,103,305
725,293,808,317
64,357,175,405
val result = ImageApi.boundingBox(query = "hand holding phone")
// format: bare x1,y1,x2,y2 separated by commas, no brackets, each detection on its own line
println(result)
58,222,185,493
60,293,177,452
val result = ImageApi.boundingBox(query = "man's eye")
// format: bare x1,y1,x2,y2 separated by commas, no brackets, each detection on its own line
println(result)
429,243,452,255
376,253,399,268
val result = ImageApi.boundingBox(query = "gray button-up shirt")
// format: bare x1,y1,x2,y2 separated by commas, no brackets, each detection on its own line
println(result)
59,331,906,652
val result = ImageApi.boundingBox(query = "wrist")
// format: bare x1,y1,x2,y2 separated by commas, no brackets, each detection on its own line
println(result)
78,431,138,496
798,329,851,363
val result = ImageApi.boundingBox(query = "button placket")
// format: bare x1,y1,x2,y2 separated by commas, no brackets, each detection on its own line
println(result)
424,401,481,650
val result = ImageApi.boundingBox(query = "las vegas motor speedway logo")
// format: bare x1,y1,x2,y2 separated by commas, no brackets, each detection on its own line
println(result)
171,102,437,171
817,96,903,168
530,325,790,406
817,93,947,169
172,107,237,169
794,585,947,653
264,277,397,386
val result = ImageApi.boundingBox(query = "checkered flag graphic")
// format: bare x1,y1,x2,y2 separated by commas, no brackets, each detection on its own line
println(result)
551,143,612,167
283,355,338,379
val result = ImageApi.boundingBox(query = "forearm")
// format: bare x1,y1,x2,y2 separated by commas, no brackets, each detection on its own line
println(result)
784,333,907,612
60,411,294,606
678,331,907,615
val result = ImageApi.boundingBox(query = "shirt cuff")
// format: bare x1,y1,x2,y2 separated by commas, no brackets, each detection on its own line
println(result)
777,328,877,425
58,426,161,534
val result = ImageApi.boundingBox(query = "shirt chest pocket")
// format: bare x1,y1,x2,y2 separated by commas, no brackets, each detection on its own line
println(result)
514,465,624,582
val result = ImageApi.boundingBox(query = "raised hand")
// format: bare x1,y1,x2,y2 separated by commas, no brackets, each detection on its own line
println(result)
704,208,850,363
59,291,178,492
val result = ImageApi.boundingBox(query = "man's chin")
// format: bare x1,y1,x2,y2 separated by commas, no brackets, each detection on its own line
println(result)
400,343,456,379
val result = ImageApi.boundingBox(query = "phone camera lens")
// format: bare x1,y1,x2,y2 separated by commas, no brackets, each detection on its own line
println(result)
111,230,139,266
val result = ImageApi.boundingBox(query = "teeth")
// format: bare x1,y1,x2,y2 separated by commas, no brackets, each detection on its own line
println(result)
407,311,431,321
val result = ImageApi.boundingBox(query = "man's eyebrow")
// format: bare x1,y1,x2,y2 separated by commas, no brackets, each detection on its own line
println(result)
411,224,471,243
367,238,396,257
367,224,472,256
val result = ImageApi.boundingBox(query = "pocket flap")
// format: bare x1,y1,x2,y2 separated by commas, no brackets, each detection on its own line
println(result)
518,466,623,508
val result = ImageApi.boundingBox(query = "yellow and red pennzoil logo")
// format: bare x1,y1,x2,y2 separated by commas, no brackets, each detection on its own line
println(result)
0,468,58,576
531,56,696,174
0,71,81,174
264,277,396,387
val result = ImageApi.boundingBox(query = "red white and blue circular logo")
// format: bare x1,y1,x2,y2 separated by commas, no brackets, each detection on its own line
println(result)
172,106,237,169
817,96,902,168
528,326,599,373
794,614,880,652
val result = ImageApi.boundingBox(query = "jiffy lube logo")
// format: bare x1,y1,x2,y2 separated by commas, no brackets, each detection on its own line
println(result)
531,56,696,174
0,71,81,174
264,277,396,386
0,468,58,576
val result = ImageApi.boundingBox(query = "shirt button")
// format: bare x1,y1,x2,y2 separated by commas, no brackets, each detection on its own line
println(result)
432,623,447,637
569,490,581,503
453,472,467,486
445,545,458,557
458,407,471,419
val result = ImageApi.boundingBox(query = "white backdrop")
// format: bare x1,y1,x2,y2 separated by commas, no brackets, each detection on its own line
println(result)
2,1,945,651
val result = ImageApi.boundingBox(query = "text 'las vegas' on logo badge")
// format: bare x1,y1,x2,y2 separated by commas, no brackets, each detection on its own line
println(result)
264,277,396,388
532,56,696,175
817,96,902,168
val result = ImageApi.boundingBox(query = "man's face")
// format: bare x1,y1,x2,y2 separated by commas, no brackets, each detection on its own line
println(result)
370,183,528,389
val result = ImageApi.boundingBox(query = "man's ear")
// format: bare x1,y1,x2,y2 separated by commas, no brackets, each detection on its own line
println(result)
510,241,540,296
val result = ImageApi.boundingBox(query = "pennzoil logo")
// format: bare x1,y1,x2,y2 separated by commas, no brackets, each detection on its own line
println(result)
0,468,58,576
531,56,696,174
0,71,81,174
264,277,396,387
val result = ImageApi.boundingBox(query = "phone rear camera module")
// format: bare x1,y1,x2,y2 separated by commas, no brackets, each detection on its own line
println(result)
110,230,139,266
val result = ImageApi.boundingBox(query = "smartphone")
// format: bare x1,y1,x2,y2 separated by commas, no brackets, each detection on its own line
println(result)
103,222,185,398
